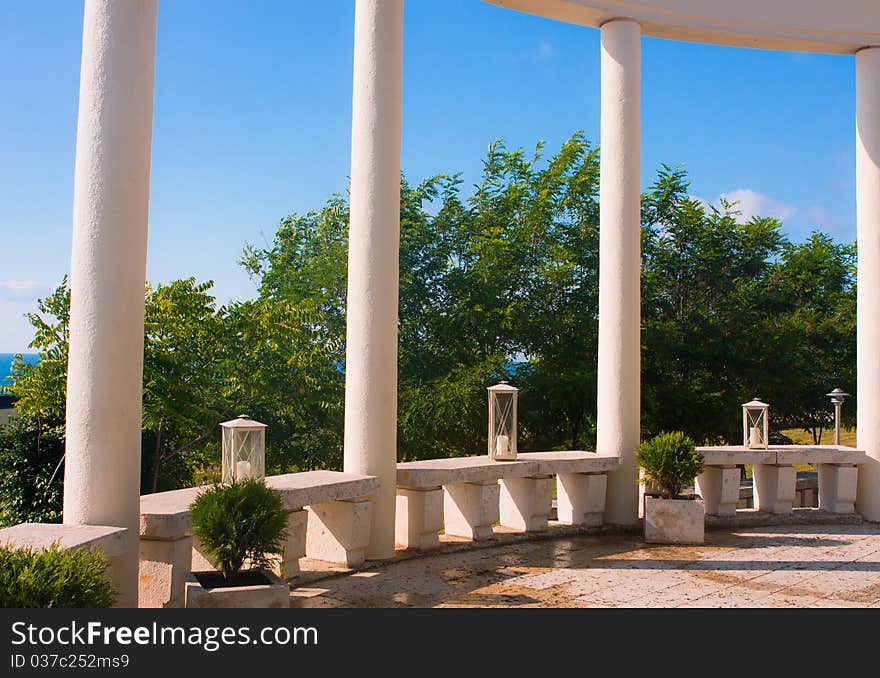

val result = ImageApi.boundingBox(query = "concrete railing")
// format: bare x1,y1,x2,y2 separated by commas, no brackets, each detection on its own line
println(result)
396,451,620,549
138,470,379,608
696,445,866,516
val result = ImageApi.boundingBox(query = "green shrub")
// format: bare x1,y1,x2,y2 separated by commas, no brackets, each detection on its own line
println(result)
636,431,704,499
190,479,288,582
0,542,117,608
0,417,64,528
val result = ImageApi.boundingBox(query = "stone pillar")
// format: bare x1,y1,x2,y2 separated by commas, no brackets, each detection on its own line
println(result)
752,464,796,514
856,47,880,521
556,473,607,526
499,476,553,532
63,0,158,608
819,464,858,514
396,487,444,549
695,466,741,516
343,0,404,559
597,19,642,525
443,481,500,541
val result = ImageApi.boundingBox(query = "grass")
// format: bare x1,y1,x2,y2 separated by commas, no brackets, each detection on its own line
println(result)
781,427,856,447
739,427,859,476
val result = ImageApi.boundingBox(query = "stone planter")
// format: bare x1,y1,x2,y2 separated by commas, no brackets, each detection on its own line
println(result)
184,570,290,608
643,496,705,545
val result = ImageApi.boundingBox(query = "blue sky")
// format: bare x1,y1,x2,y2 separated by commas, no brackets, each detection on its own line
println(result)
0,0,857,352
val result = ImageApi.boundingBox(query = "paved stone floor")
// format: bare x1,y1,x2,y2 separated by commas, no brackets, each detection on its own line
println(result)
290,523,880,608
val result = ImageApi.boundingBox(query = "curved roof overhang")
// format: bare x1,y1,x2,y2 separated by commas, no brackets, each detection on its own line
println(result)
484,0,880,54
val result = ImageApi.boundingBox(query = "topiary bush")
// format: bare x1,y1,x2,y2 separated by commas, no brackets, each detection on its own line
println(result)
0,542,117,608
636,431,704,500
190,478,288,583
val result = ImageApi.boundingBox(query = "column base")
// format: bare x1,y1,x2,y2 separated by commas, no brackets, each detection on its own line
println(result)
279,509,308,577
396,487,443,549
819,464,858,514
499,476,552,532
556,473,607,527
753,464,796,514
696,466,740,516
306,498,372,568
443,481,500,541
138,535,192,609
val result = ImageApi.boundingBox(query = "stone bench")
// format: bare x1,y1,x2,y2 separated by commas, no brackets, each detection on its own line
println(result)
695,445,866,517
0,523,128,606
138,470,379,608
396,451,619,549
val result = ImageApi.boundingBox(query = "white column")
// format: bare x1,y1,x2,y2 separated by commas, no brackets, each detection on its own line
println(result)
63,0,158,608
856,47,880,521
344,0,404,559
597,19,642,525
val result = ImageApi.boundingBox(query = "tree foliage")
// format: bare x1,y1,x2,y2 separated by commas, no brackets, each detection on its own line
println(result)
0,133,857,524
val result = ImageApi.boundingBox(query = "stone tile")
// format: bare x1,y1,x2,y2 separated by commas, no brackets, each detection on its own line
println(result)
289,587,330,598
285,523,880,608
511,569,580,590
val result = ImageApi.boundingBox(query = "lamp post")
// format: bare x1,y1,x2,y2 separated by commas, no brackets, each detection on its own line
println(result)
826,388,850,446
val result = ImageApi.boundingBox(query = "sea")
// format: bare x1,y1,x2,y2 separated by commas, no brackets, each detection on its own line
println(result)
0,353,39,387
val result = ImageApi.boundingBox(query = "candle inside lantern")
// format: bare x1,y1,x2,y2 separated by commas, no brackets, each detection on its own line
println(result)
749,425,762,447
495,434,509,458
236,460,252,480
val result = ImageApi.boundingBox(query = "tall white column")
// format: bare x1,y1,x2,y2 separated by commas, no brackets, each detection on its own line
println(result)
344,0,404,559
597,19,642,525
63,0,158,607
856,47,880,521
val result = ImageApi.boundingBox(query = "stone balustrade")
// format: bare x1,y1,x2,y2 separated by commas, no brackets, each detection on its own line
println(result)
696,445,866,517
138,470,379,608
396,451,619,548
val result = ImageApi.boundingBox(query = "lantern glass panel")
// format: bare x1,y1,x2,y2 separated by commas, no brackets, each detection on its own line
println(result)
742,400,769,449
221,420,266,483
488,384,517,461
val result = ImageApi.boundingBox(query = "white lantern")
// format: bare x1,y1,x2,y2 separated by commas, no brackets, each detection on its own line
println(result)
742,399,769,449
221,415,266,483
488,381,518,461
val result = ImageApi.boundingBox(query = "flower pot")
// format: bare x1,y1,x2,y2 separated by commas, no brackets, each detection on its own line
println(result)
643,496,705,545
184,569,290,608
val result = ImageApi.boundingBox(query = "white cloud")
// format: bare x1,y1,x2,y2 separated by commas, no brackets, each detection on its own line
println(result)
717,189,796,222
0,280,49,301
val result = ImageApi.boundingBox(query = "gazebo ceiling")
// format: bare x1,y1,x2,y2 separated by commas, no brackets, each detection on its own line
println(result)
484,0,880,54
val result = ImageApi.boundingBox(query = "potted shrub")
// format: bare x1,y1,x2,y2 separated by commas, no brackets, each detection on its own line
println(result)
185,478,290,608
0,542,116,608
637,431,705,544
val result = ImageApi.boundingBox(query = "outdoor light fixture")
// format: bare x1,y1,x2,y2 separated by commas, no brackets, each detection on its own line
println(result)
826,388,850,446
221,415,266,483
488,380,518,461
742,398,769,449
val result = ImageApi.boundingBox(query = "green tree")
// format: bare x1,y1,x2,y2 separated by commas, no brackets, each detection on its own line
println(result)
141,278,230,492
760,233,857,442
641,165,787,443
0,281,70,526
